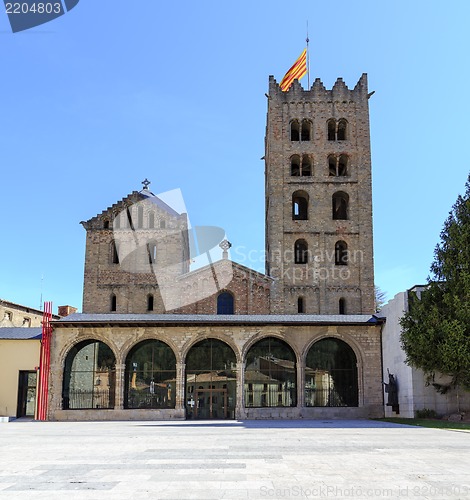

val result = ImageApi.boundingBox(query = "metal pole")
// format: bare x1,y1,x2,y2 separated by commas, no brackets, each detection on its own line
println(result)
306,21,310,88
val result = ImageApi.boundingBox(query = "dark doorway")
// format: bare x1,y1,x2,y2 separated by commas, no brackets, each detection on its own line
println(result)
17,370,37,418
185,339,237,419
193,388,229,419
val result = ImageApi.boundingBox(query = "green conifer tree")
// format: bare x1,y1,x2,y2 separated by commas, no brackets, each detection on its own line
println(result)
400,175,470,397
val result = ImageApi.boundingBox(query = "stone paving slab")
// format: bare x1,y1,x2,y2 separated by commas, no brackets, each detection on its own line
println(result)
0,419,469,499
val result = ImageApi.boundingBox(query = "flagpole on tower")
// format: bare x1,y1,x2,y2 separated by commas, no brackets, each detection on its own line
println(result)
306,21,310,88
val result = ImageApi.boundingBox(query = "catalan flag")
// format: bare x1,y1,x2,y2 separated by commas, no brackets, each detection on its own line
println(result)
279,48,308,91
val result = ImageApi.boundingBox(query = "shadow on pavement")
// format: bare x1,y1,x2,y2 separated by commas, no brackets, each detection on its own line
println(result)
135,419,418,429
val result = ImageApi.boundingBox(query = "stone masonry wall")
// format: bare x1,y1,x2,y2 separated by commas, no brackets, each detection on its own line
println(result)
48,322,383,421
0,301,45,328
82,192,189,313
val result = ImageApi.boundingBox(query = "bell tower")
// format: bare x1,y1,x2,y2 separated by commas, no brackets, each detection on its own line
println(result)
265,74,375,315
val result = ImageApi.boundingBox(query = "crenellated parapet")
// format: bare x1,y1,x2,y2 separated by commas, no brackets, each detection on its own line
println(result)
268,73,369,102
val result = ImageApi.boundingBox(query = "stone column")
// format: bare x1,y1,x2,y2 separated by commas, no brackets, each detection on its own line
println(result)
235,362,245,419
297,359,305,409
175,362,186,411
114,363,125,410
47,361,62,419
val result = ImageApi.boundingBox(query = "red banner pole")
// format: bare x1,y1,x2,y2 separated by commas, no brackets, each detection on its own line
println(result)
37,339,44,420
37,301,52,421
44,302,51,420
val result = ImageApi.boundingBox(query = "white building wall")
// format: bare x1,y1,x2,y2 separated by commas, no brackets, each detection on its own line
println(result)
382,290,470,418
381,292,415,418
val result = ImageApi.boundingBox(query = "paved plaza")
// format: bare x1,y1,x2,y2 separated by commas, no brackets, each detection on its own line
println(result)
0,419,469,499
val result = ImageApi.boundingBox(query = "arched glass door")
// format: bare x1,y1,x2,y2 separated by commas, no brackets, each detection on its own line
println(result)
125,340,176,409
185,339,237,419
62,340,116,409
305,338,358,407
244,337,297,408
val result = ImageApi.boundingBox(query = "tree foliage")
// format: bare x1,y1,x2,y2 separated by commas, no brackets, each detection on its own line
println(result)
375,285,387,312
400,174,470,392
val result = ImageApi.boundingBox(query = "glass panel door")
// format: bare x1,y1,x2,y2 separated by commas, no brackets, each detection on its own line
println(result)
17,371,37,417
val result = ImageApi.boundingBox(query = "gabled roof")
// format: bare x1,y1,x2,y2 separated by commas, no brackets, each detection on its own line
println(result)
0,327,42,340
0,298,59,318
177,258,273,284
82,189,181,227
1,298,42,314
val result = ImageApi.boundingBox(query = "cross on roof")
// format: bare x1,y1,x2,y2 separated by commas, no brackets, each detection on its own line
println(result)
219,239,232,251
219,239,232,260
142,178,151,190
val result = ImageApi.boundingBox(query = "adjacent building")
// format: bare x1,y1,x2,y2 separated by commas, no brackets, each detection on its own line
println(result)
0,299,45,328
0,327,42,420
0,303,65,421
381,287,470,418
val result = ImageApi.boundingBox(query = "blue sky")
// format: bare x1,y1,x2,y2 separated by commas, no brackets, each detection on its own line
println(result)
1,0,469,313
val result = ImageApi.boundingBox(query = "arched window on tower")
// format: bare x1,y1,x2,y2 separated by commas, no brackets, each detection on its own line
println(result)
137,206,144,229
125,208,133,229
332,192,349,220
110,294,117,312
217,291,234,314
292,191,309,220
338,155,348,176
111,240,119,264
339,298,346,315
328,155,337,176
147,242,157,264
327,119,336,141
147,294,154,312
335,241,348,266
329,155,348,177
301,155,312,176
290,120,300,141
301,119,311,141
337,119,347,141
298,297,305,313
294,239,308,264
290,155,301,176
148,212,155,229
160,220,166,229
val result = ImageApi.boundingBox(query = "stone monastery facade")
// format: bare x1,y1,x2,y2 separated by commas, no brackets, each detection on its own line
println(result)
48,73,384,421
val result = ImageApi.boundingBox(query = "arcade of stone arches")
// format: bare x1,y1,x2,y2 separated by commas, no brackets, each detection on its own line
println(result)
62,336,360,419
